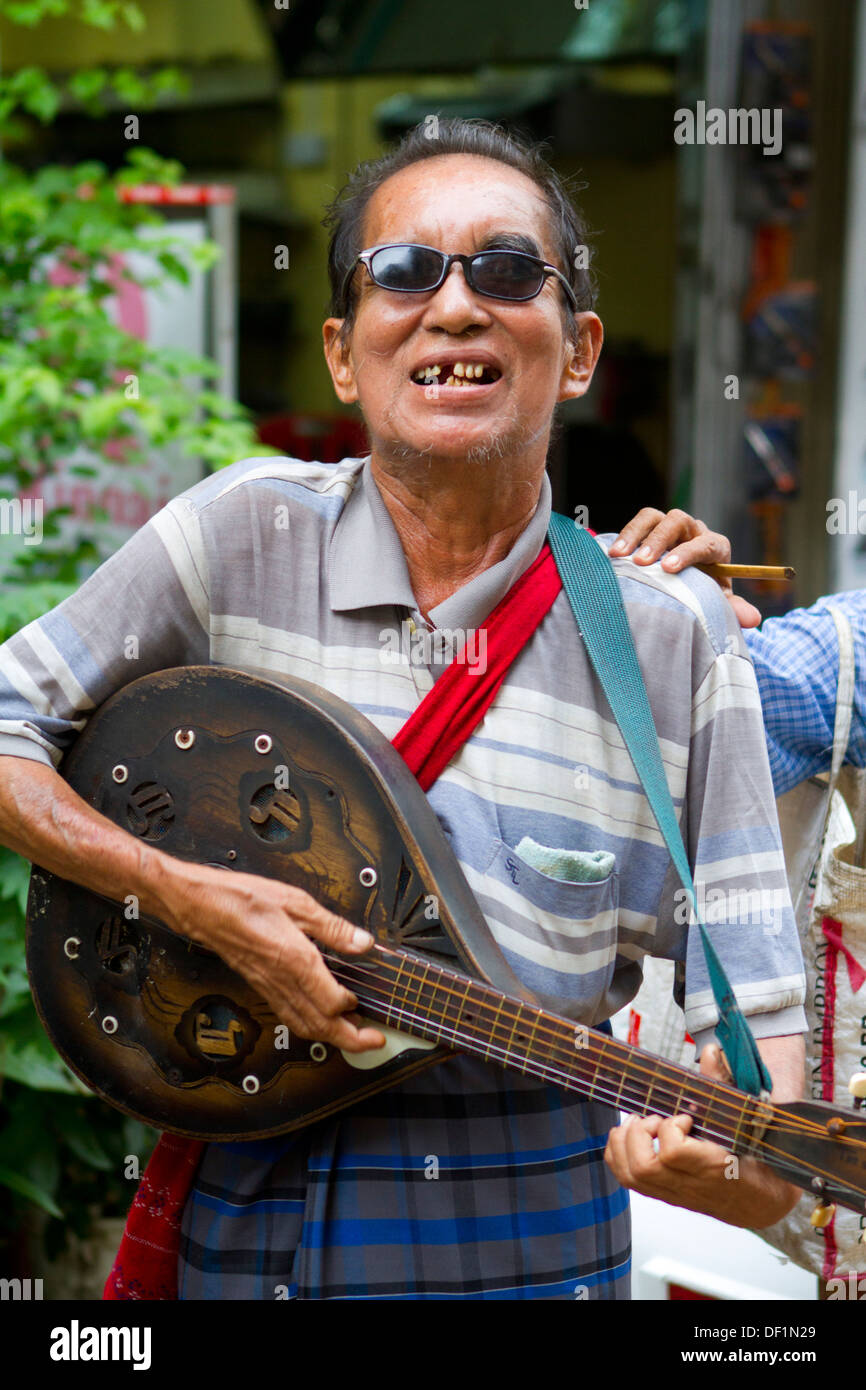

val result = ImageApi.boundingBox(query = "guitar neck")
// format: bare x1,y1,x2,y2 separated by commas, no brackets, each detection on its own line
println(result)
329,942,767,1159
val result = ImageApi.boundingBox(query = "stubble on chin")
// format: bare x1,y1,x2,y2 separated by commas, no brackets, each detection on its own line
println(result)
371,392,547,470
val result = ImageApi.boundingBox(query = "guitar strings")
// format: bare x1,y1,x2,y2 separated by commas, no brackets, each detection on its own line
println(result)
350,995,832,1184
338,968,741,1137
331,948,771,1125
331,968,865,1201
334,946,839,1141
327,951,866,1196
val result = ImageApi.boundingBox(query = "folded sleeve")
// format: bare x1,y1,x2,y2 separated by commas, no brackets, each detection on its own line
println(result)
0,495,210,768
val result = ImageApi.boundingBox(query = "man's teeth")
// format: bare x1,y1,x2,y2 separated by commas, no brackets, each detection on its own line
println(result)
412,362,494,384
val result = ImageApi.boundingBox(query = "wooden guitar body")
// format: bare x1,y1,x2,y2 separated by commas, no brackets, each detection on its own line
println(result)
26,664,533,1139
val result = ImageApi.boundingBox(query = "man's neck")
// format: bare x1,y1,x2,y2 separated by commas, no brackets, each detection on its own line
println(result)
369,455,545,621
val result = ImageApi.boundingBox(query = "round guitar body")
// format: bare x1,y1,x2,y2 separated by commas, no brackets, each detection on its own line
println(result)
25,665,530,1139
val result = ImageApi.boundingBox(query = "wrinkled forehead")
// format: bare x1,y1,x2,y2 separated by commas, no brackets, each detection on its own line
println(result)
361,154,559,263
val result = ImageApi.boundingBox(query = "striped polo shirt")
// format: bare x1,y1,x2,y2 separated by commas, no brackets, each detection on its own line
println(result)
0,454,806,1300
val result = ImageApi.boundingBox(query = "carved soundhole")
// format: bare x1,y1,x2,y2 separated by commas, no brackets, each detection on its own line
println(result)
95,915,140,977
125,782,174,840
177,995,258,1067
248,783,302,842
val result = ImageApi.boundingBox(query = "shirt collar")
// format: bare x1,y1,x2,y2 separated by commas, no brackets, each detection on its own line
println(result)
329,457,552,630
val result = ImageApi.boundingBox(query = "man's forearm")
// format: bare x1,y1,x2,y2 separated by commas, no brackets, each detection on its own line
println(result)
0,753,186,925
757,1032,805,1103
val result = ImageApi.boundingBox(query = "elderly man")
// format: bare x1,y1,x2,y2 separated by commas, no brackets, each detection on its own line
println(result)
0,119,806,1300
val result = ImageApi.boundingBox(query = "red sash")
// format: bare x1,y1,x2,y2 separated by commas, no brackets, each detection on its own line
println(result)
104,539,566,1299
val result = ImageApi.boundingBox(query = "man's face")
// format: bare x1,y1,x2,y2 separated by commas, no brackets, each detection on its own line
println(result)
323,154,601,469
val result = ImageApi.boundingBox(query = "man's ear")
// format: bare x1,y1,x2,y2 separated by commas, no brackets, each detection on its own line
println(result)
558,312,603,404
322,318,358,404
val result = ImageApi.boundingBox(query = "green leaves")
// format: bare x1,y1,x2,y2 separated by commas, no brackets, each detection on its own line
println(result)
81,0,120,27
0,4,184,125
1,1,68,26
51,1107,113,1170
120,2,144,31
117,144,186,188
189,240,222,274
77,389,135,438
0,366,64,413
0,849,34,917
0,1011,88,1093
0,584,76,639
0,67,61,124
0,150,270,590
154,249,191,286
0,1082,159,1237
0,1165,63,1219
67,66,109,108
0,0,146,27
0,1087,64,1220
108,65,148,105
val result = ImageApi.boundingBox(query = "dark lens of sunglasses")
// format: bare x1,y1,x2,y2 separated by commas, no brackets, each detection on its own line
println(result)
369,246,444,291
471,252,544,299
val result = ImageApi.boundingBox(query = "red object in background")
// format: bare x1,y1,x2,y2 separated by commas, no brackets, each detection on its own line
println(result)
668,1283,716,1300
256,412,369,464
742,225,795,321
117,184,235,205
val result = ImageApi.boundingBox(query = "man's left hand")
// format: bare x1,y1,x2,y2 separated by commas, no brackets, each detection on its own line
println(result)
604,1040,803,1229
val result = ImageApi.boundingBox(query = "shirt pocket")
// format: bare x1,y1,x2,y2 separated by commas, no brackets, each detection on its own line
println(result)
478,837,620,1021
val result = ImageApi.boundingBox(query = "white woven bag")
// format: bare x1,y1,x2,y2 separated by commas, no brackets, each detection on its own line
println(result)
761,606,866,1274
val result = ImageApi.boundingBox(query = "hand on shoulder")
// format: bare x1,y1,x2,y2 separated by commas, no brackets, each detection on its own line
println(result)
609,507,763,631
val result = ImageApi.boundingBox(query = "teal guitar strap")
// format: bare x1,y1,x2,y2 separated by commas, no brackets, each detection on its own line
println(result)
547,510,772,1097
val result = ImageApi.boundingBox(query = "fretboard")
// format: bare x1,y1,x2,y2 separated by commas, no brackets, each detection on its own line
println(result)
329,942,767,1159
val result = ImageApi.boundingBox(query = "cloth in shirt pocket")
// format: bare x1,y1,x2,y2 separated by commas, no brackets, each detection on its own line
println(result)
479,835,620,1019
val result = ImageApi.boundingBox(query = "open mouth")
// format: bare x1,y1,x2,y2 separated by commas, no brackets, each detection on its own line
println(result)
411,360,503,387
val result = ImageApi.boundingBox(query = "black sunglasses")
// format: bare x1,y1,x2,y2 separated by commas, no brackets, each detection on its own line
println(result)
342,242,578,312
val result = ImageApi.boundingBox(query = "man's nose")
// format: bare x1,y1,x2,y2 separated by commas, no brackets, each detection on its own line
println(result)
422,259,491,328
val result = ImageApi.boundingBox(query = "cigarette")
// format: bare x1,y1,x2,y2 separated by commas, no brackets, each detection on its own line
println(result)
696,563,795,581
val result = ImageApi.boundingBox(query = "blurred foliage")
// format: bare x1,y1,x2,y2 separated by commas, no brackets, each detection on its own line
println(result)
0,1,185,133
0,0,275,1263
0,147,265,585
0,699,160,1252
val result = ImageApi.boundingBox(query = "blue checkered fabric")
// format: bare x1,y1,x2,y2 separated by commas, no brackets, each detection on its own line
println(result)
178,1052,630,1301
744,590,866,796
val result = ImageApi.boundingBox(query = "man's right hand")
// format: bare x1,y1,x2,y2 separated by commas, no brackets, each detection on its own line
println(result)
154,859,387,1054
